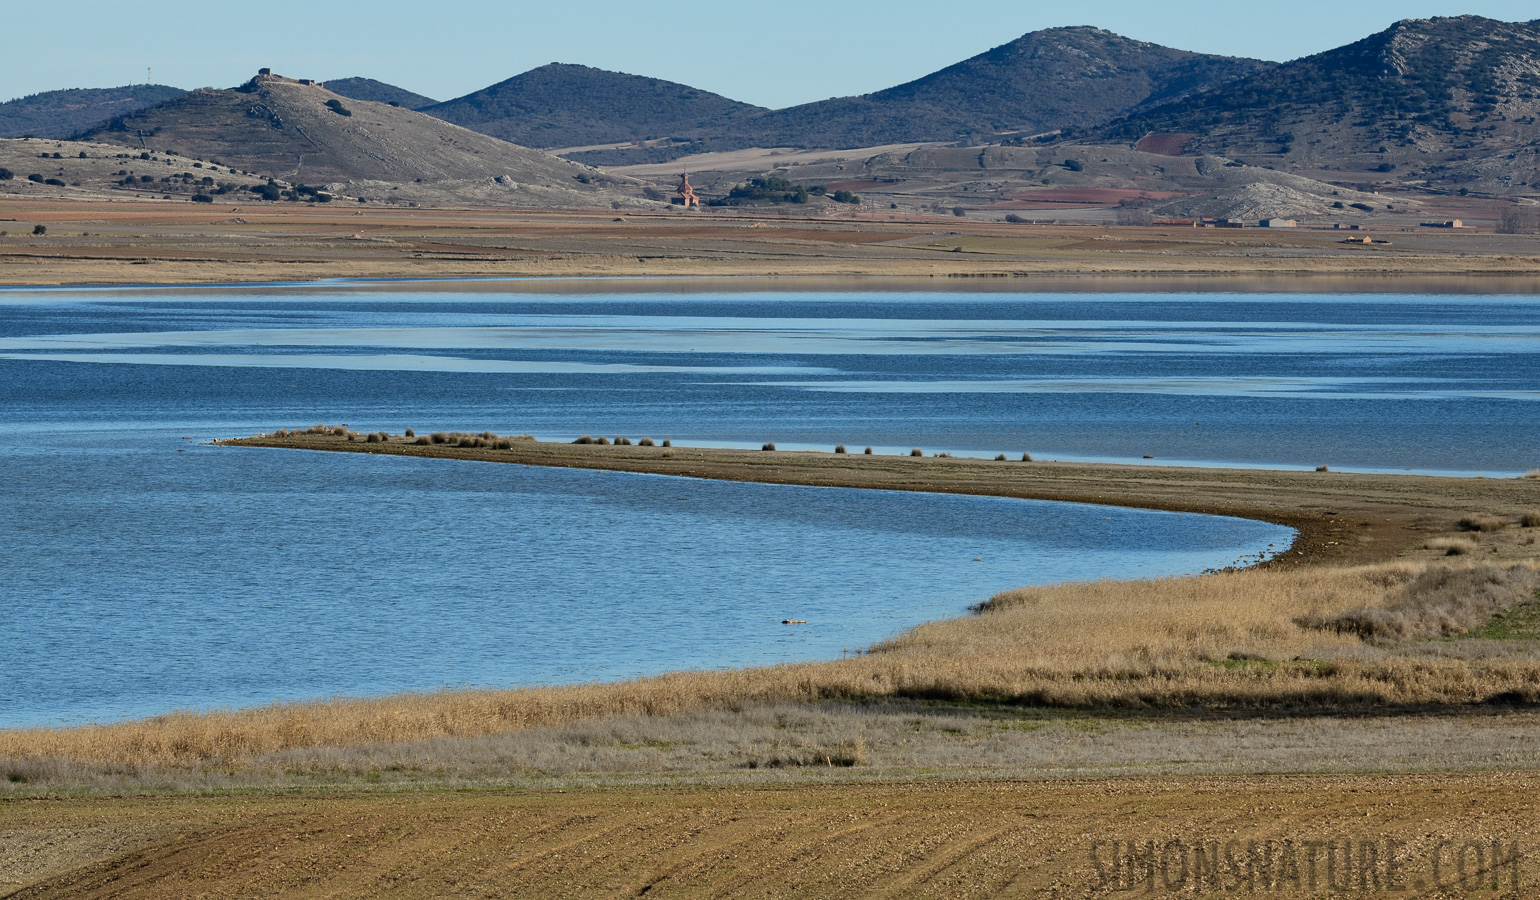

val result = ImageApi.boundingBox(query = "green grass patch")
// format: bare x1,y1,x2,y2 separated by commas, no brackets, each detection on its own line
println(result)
1461,594,1540,641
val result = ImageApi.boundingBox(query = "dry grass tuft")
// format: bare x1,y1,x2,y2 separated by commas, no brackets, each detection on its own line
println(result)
1525,469,1540,480
404,428,415,438
864,446,873,455
638,438,655,447
1316,465,1330,473
1459,514,1510,533
1296,564,1540,642
1022,452,1033,462
1523,511,1540,528
835,445,846,454
1426,537,1478,556
762,442,776,452
910,448,923,457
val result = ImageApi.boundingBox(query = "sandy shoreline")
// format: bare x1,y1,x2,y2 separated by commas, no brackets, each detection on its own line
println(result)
217,432,1540,571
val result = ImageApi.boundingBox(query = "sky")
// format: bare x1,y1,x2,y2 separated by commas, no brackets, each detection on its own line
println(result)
5,1,1537,108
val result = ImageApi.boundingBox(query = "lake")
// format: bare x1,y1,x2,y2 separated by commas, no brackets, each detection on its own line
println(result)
7,277,1535,727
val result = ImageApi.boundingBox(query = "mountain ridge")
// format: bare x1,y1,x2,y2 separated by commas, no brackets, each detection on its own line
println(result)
424,63,766,149
0,85,186,139
79,73,636,206
324,77,438,110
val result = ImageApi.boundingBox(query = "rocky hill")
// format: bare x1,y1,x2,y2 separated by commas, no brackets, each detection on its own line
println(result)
740,27,1271,148
424,64,766,149
1096,16,1540,194
0,85,185,139
324,77,438,110
564,28,1271,166
80,73,636,206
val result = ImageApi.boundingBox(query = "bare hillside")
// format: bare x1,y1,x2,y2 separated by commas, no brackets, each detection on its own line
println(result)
81,73,638,206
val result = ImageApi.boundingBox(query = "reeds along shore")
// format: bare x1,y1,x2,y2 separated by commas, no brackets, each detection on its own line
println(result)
4,558,1539,770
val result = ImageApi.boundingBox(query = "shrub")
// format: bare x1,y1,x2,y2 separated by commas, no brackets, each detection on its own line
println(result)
1022,452,1033,462
27,174,43,183
0,168,12,180
481,431,497,440
638,437,655,447
493,438,513,450
414,436,431,445
573,436,596,444
365,432,382,443
1316,465,1330,472
404,428,415,438
952,207,967,217
1524,469,1540,480
330,425,349,437
661,439,671,448
430,432,450,444
996,454,1007,461
910,448,923,457
614,437,631,446
1004,214,1025,224
249,184,282,201
272,429,289,438
31,225,45,235
1426,537,1477,556
1063,159,1084,172
1521,512,1540,528
831,190,858,204
325,98,352,117
864,446,873,455
762,442,776,451
191,194,213,203
834,445,846,454
1458,514,1508,533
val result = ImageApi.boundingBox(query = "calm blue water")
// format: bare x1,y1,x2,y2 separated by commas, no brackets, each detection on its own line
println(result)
9,278,1537,727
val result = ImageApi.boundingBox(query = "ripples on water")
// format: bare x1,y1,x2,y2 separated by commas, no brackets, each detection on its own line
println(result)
8,278,1535,725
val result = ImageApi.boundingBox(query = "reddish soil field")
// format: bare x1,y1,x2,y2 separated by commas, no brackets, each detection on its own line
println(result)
1134,133,1199,156
1005,188,1188,206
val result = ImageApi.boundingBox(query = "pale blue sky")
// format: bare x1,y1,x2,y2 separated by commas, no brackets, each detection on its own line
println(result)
6,1,1537,107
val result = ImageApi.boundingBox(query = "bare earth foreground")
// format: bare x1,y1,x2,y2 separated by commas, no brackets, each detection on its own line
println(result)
5,432,1540,896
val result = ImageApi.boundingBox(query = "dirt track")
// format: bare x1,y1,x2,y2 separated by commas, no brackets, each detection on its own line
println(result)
5,774,1538,897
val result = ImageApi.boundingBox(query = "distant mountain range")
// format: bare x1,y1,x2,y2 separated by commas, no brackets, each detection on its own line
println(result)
0,85,185,138
8,16,1540,199
702,27,1270,151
